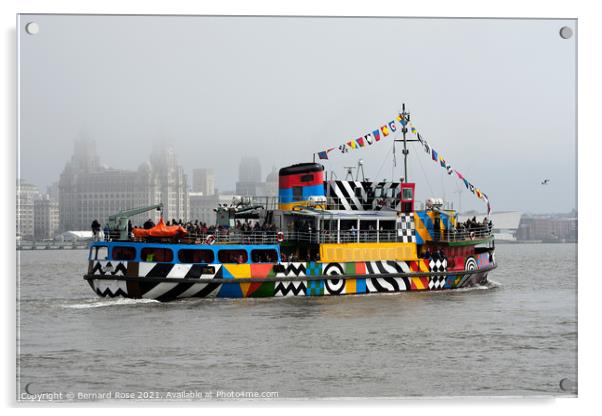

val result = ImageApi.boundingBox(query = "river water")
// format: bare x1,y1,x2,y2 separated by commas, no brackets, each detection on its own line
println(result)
16,243,577,400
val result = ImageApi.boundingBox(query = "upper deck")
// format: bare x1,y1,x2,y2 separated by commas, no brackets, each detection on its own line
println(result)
104,209,492,246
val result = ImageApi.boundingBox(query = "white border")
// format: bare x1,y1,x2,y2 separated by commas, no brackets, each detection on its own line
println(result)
2,0,599,414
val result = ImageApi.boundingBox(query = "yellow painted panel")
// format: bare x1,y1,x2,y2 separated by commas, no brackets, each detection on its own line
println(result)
279,201,326,211
224,264,251,279
413,213,432,242
345,279,356,294
320,242,418,263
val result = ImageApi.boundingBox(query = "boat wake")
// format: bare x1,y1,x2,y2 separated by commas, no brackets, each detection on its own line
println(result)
454,279,502,292
64,298,160,309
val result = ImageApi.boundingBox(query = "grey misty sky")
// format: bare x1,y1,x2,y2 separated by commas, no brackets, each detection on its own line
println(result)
18,15,576,214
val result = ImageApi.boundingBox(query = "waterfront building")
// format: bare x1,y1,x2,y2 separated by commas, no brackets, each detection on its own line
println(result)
17,180,41,240
34,196,60,240
46,182,59,202
235,157,262,196
192,168,215,196
189,192,239,225
517,215,577,242
59,139,189,231
149,145,189,223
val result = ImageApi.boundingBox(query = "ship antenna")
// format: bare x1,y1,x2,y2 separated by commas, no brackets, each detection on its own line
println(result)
394,103,411,182
344,166,355,180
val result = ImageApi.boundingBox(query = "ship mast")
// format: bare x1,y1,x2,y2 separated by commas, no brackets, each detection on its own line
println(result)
394,103,412,182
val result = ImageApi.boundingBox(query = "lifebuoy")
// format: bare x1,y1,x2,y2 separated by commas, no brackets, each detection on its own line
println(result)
276,232,284,243
205,234,216,245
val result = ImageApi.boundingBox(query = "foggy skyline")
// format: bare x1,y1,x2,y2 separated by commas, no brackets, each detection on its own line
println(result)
18,15,576,214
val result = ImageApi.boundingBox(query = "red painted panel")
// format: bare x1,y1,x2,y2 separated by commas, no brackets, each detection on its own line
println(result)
447,256,465,271
250,264,273,278
279,171,325,188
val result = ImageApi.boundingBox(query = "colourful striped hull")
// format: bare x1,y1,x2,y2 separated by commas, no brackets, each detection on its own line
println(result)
84,253,495,301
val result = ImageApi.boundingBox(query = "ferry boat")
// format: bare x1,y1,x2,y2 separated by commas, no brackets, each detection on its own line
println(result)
84,106,496,301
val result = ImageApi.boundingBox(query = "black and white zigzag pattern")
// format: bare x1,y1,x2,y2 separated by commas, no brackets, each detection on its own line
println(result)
273,262,308,297
397,213,417,243
326,180,401,211
365,261,410,293
275,262,307,277
91,261,128,276
274,281,307,297
93,279,128,297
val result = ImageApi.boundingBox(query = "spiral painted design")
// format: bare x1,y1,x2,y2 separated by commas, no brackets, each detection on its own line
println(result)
464,256,477,271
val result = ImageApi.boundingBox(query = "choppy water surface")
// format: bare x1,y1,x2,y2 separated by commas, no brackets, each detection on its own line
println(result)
17,244,577,400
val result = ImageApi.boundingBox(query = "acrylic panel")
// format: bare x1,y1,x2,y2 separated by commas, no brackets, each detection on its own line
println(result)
17,14,577,401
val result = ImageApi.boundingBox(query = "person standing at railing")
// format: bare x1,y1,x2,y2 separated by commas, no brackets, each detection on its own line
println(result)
91,219,101,241
103,224,110,242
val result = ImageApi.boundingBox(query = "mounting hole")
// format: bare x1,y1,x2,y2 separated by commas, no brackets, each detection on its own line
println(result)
559,26,573,39
25,22,39,35
559,378,576,392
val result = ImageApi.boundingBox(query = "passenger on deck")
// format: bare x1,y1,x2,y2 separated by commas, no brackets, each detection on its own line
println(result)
424,249,432,259
143,218,154,230
91,219,101,241
103,224,110,241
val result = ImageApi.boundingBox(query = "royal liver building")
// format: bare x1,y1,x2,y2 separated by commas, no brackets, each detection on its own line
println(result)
59,139,189,231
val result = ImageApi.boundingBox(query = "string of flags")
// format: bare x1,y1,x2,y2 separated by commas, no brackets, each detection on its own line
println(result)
315,113,409,160
314,112,491,215
411,122,492,216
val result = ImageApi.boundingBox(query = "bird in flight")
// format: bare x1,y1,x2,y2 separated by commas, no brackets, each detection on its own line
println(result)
541,179,550,185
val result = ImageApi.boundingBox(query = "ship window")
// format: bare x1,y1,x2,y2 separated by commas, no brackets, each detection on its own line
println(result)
178,249,215,264
89,245,108,260
293,186,303,201
402,188,413,200
218,249,248,264
112,246,136,261
141,247,173,263
379,220,396,230
251,249,278,263
300,174,314,182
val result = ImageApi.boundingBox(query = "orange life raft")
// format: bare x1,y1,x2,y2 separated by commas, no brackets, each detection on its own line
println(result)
132,217,188,238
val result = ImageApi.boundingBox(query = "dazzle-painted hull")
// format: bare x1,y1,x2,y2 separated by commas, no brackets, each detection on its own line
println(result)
84,254,495,301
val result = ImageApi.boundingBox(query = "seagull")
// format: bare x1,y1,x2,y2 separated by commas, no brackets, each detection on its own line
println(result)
541,179,550,185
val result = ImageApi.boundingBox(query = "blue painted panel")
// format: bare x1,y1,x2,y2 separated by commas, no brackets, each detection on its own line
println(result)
217,283,243,298
356,278,367,294
278,184,325,203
